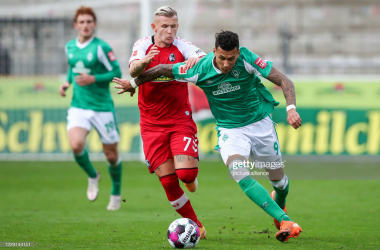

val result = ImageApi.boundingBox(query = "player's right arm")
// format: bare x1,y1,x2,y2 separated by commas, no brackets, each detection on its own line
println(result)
59,46,72,97
114,64,175,95
129,45,160,77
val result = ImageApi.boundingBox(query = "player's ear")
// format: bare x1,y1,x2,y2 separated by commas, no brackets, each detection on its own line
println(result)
213,48,216,54
151,23,156,32
237,49,240,57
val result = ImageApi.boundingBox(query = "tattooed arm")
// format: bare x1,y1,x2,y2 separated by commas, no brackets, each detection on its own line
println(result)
266,67,302,129
113,64,175,95
266,67,295,106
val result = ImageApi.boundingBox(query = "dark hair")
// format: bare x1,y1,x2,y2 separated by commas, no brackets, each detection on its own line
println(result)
74,6,97,23
215,30,239,51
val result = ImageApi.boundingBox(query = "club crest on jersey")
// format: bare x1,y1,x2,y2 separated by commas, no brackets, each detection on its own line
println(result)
255,57,267,69
87,52,93,62
231,68,240,79
179,65,187,74
169,53,176,62
212,82,240,95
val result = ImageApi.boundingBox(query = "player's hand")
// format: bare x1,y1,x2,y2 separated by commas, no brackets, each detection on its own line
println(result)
287,109,302,129
113,77,136,97
59,82,70,97
141,45,159,64
75,72,95,86
183,57,201,70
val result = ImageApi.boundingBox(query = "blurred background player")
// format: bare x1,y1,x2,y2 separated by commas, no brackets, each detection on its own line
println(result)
59,6,123,210
114,30,303,242
128,6,207,238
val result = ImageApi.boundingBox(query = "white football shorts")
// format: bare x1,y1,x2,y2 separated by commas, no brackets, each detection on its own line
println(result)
66,107,120,144
216,115,282,169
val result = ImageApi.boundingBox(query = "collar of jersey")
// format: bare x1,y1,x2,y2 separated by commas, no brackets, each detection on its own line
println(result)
76,36,95,49
212,56,222,74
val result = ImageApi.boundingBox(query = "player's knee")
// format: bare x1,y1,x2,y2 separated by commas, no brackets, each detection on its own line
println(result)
159,174,179,189
176,168,198,184
71,141,85,155
106,153,118,165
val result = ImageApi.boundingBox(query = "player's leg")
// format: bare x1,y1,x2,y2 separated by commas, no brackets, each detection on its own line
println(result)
251,116,289,227
142,127,205,238
67,108,100,201
223,148,291,223
103,143,122,210
91,110,122,210
171,123,199,192
154,160,205,239
249,116,301,241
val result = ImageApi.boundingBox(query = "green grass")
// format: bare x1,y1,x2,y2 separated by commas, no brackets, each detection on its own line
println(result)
1,161,379,249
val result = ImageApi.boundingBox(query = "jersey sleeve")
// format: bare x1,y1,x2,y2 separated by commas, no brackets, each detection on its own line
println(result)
128,38,151,66
176,38,206,60
172,62,203,84
64,45,73,84
240,47,273,78
66,66,73,84
95,43,122,83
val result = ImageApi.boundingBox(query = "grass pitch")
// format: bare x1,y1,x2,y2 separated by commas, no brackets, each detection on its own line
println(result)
1,161,379,249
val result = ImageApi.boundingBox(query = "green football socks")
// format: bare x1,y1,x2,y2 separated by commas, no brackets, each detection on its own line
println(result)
108,159,122,195
238,176,291,222
270,175,289,209
74,149,97,178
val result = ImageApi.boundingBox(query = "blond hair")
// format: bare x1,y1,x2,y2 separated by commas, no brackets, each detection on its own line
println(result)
153,6,178,18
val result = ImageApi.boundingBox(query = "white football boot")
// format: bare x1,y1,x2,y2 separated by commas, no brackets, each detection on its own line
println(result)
107,195,121,211
87,172,101,201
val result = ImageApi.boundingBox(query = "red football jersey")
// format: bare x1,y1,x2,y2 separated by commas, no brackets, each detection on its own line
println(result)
129,36,206,126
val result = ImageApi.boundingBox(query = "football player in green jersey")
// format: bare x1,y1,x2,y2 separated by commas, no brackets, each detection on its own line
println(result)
59,6,123,210
114,30,303,241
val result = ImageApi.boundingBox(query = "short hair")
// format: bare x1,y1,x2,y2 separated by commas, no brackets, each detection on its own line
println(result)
74,6,97,23
153,6,178,19
215,30,239,51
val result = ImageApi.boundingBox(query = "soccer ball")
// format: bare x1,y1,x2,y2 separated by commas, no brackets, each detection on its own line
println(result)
167,218,200,249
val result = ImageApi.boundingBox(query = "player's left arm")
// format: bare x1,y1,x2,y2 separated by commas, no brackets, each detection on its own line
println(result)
75,44,122,86
113,64,174,96
267,67,302,129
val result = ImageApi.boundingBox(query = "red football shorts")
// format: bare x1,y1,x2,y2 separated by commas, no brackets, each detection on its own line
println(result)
141,121,199,173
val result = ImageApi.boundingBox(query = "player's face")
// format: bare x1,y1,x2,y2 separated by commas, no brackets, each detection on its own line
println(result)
152,15,179,47
74,14,96,39
213,47,240,74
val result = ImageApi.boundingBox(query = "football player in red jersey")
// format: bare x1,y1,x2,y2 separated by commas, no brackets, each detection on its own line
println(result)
128,6,206,238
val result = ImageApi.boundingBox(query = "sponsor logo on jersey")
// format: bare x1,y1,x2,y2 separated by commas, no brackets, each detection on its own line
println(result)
132,50,138,56
169,53,175,62
87,52,93,62
72,61,91,73
231,68,240,79
212,82,240,95
152,76,175,82
179,65,187,74
108,51,116,62
255,57,267,69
